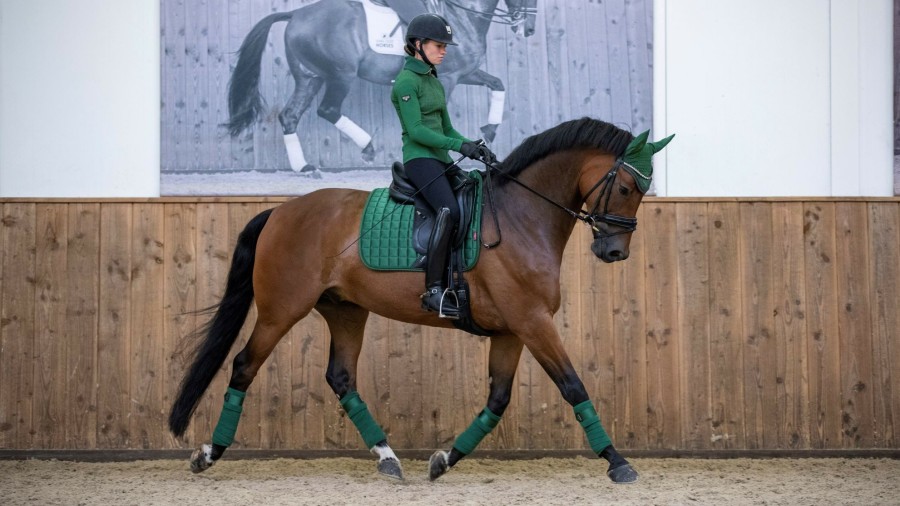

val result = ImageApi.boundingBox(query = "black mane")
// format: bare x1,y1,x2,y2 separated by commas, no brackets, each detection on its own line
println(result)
496,118,634,185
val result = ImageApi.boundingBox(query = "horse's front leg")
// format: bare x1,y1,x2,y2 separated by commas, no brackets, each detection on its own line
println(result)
428,334,524,481
521,318,639,484
457,69,505,143
318,301,403,480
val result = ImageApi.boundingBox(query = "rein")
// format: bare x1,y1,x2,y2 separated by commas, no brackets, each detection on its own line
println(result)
443,0,537,26
480,158,638,248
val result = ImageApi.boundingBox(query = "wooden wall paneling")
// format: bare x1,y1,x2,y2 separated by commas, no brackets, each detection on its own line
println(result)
642,203,680,449
164,0,188,171
706,202,744,449
772,202,809,448
603,0,635,128
130,204,167,449
543,0,569,125
739,202,777,449
550,227,581,448
387,320,424,449
835,203,875,447
32,204,68,448
190,203,231,445
612,208,648,449
868,202,899,447
65,203,100,448
288,306,327,450
0,204,36,448
420,320,459,449
802,203,842,448
624,0,653,129
186,0,209,171
580,223,618,450
97,204,133,448
485,13,512,152
208,0,232,169
585,0,613,120
676,202,711,449
164,203,198,448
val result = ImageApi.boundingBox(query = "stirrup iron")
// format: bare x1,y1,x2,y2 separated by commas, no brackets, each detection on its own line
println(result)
438,288,459,320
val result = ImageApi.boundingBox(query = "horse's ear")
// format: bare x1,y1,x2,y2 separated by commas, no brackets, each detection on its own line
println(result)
625,130,650,156
649,134,675,154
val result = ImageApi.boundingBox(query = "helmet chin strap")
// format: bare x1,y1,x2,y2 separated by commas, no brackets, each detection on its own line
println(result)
414,40,437,74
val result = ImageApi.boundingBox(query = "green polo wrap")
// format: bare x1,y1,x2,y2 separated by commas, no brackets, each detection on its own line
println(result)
452,407,501,455
574,400,612,454
340,391,387,449
212,387,246,447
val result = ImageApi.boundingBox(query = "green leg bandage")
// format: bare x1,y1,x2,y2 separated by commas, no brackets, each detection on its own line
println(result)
340,391,387,449
574,400,612,454
453,407,501,455
212,387,246,447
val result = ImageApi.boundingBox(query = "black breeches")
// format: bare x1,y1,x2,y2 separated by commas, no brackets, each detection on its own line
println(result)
405,158,460,225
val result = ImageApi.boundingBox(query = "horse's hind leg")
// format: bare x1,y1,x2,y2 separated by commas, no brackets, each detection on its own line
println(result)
316,77,376,162
191,309,309,473
429,334,524,481
279,71,324,173
317,300,403,480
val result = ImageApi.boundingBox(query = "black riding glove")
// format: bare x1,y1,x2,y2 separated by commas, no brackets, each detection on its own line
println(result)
460,141,497,164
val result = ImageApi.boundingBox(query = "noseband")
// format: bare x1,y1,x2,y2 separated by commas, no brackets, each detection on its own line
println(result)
484,158,639,244
580,159,639,238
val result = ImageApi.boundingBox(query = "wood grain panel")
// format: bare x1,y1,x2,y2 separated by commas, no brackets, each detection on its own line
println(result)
32,204,68,448
0,204,36,448
707,202,744,449
835,203,875,447
65,204,100,448
869,203,899,447
0,199,896,451
97,204,133,448
642,203,680,449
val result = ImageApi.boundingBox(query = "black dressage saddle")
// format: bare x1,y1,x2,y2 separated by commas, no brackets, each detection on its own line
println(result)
387,161,479,263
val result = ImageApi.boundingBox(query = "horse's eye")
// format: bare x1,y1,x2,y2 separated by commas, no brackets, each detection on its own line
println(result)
618,185,630,196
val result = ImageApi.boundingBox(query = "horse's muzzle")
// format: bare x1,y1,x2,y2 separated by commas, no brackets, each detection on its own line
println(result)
592,236,630,263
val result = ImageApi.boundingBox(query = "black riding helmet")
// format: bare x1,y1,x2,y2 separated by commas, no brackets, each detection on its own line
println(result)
406,13,458,46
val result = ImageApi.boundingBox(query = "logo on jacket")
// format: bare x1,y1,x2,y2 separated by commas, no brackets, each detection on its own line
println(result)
401,95,410,102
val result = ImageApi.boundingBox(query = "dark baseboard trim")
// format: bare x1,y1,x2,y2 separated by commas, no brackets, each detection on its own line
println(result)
0,449,898,462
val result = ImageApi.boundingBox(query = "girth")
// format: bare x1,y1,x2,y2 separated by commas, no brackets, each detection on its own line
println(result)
388,161,479,256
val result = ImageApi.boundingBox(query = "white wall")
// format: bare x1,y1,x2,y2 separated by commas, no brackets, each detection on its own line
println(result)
0,0,159,197
654,0,894,196
0,0,894,197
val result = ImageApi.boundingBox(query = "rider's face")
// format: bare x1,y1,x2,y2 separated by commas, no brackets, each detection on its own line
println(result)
418,40,447,66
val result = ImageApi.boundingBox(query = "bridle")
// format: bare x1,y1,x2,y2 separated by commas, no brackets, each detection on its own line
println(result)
442,0,538,26
481,158,640,248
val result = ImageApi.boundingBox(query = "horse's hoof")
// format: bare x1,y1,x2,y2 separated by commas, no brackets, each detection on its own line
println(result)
377,457,404,480
361,142,376,163
297,165,322,179
428,450,450,481
480,124,498,143
190,444,215,474
607,463,639,484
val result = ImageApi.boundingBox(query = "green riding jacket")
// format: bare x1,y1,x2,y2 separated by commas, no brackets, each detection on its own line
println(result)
391,56,471,163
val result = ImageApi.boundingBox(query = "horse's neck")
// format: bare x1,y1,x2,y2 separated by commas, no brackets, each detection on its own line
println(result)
447,0,500,39
493,151,586,259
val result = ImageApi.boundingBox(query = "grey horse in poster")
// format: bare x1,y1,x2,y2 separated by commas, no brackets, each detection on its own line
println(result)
226,0,537,173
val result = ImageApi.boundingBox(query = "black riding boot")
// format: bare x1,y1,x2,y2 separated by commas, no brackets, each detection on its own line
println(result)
421,207,459,319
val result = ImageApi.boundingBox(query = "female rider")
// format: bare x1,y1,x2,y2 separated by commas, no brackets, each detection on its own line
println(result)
391,13,496,318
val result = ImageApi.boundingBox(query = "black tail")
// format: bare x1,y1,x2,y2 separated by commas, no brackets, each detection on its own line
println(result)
168,208,273,437
225,12,293,137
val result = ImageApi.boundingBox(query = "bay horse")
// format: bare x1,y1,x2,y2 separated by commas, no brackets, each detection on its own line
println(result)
226,0,537,173
169,118,674,483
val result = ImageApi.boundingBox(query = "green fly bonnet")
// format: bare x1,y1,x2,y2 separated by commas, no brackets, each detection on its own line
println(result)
620,130,675,194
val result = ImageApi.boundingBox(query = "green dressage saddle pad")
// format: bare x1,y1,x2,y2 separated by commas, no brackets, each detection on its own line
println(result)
359,171,484,272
